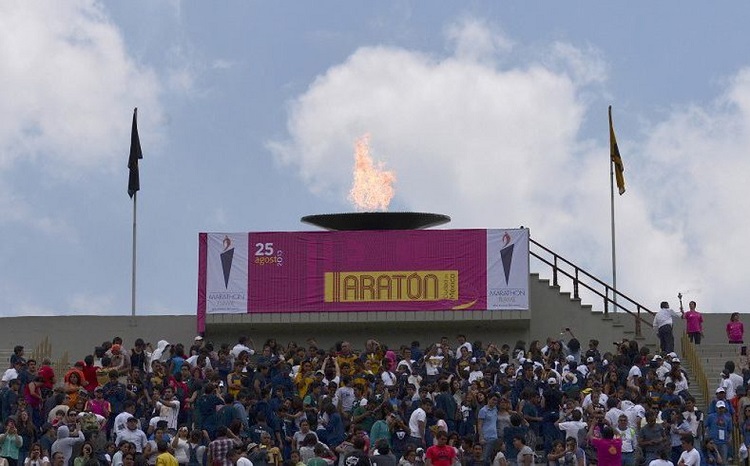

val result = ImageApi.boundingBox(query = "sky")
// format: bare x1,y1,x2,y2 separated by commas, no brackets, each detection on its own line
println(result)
1,1,750,317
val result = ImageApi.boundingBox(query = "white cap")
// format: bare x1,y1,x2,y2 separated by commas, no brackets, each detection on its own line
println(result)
586,356,595,363
716,387,726,393
716,400,726,408
547,377,558,384
566,355,575,362
667,352,678,358
672,358,680,363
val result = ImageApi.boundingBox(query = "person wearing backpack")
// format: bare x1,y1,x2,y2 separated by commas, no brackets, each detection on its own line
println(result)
186,430,208,466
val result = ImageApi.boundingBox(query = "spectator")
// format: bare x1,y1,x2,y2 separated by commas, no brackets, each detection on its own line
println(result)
50,424,84,466
677,434,700,466
727,312,744,344
587,424,621,466
653,301,683,354
682,301,704,345
704,401,732,463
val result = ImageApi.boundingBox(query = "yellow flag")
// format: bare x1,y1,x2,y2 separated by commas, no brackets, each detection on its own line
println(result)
609,106,625,195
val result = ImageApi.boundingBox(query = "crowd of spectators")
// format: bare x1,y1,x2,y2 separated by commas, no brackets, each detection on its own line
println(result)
0,328,744,466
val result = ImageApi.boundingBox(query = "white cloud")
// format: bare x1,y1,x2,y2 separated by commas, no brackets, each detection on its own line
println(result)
270,20,750,314
445,17,513,64
0,1,161,176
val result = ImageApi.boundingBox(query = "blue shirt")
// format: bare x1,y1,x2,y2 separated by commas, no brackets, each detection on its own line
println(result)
478,404,499,440
705,412,733,445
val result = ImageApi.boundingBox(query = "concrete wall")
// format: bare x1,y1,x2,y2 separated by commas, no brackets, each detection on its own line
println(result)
0,290,737,363
0,315,196,363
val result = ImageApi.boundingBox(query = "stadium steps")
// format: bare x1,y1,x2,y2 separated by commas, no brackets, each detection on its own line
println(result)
694,343,743,398
531,273,658,349
678,356,707,411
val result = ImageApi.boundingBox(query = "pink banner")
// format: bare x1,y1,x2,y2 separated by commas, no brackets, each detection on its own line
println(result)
197,229,529,329
247,230,487,312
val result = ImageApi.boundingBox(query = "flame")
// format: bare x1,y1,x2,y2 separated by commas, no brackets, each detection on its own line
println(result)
348,134,396,211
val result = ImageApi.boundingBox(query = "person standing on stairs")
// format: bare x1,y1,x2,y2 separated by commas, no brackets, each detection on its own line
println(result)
682,301,704,345
726,312,744,344
654,301,683,354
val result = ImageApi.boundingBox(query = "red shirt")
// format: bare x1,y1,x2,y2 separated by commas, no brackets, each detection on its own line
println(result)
425,444,456,466
38,365,55,389
82,365,100,392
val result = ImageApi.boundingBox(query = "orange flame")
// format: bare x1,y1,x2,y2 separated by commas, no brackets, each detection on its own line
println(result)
348,134,396,211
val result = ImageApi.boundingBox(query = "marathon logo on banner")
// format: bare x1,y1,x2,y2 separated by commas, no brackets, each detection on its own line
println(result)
205,233,248,313
486,229,529,310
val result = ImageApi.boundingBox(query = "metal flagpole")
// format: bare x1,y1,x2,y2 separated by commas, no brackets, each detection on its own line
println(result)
131,191,137,317
610,151,617,316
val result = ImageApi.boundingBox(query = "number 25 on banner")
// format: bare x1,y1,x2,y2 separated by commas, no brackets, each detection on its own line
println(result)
254,242,284,266
255,243,274,256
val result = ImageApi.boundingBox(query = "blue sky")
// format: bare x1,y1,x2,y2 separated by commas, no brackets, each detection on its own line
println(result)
2,1,750,316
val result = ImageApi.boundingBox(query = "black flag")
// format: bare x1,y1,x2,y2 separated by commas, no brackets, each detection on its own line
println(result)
127,108,143,198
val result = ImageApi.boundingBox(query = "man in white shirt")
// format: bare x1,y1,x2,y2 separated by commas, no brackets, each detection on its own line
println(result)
653,301,683,354
556,409,588,439
113,401,137,439
230,336,255,362
581,382,608,410
153,386,180,431
677,434,701,465
408,398,432,447
604,398,625,428
725,361,744,391
615,414,637,466
115,417,148,453
456,335,473,355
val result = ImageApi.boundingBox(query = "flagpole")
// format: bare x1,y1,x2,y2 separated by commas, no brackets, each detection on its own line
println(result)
131,191,137,318
608,105,626,319
610,154,617,317
127,106,142,320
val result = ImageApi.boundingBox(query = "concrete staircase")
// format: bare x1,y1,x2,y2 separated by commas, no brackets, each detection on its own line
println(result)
678,354,708,411
693,343,744,403
529,273,659,350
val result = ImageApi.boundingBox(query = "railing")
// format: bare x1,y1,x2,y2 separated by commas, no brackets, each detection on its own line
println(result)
681,334,709,412
682,337,745,463
529,237,656,338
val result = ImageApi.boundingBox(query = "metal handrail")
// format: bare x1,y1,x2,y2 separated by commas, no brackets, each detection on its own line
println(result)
529,237,656,338
681,334,709,411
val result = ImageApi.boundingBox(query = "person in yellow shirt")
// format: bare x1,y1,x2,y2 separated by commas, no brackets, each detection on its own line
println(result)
155,441,178,466
295,361,315,399
336,342,359,369
226,362,246,399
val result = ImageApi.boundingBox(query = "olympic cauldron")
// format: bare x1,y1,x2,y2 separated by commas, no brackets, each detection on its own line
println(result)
300,212,450,231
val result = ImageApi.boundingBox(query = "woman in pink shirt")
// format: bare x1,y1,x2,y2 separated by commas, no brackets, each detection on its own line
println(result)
588,424,622,466
726,312,744,344
683,301,704,344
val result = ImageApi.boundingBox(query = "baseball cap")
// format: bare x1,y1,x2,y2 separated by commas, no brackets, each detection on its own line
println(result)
246,443,259,452
716,400,726,408
194,336,203,341
547,377,558,384
716,387,726,393
671,358,680,363
586,356,595,363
